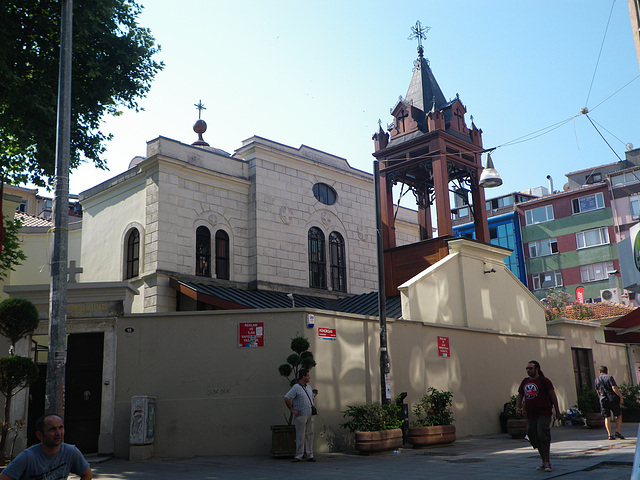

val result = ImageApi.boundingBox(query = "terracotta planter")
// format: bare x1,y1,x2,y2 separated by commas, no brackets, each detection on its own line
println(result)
506,418,527,439
408,425,456,447
584,412,604,429
270,424,296,458
354,428,403,454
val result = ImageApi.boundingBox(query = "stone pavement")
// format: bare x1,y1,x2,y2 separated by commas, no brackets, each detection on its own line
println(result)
88,423,640,480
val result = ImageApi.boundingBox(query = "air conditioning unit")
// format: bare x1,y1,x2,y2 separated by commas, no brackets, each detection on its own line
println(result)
600,288,620,303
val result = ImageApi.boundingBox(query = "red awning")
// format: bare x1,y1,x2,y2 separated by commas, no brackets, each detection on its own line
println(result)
604,307,640,343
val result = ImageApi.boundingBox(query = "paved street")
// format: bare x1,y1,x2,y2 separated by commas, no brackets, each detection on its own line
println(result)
87,423,639,479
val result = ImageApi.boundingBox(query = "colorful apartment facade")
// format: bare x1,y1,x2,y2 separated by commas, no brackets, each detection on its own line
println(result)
518,183,619,302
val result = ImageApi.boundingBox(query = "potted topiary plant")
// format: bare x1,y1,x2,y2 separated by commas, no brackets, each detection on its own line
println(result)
408,387,456,447
341,402,403,454
504,394,527,439
271,334,316,458
576,383,603,429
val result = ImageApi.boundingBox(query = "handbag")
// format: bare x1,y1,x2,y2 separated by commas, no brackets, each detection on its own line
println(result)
301,384,318,415
605,390,620,404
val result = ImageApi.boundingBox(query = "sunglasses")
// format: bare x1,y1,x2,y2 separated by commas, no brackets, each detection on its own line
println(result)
525,367,535,370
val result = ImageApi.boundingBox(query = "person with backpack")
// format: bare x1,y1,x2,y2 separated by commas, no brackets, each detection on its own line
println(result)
515,360,562,473
594,365,625,440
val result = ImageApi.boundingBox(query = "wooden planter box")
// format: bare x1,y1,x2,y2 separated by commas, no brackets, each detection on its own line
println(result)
354,428,403,454
506,418,527,439
270,424,296,458
584,412,604,429
408,425,456,447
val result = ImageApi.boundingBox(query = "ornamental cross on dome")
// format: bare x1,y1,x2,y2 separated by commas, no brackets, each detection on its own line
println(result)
194,99,206,119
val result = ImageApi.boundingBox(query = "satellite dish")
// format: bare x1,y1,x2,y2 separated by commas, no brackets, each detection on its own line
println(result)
626,143,634,151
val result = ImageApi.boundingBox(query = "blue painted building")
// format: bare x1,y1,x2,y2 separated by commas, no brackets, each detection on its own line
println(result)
452,192,535,285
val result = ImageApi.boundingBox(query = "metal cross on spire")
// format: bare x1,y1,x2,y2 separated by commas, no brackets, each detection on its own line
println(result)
408,20,430,57
194,99,206,119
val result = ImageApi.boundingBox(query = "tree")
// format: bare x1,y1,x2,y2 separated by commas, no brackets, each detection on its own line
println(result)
0,298,39,462
0,215,27,283
0,0,164,187
0,298,39,351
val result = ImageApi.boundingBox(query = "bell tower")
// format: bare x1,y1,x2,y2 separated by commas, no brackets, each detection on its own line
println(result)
373,22,493,295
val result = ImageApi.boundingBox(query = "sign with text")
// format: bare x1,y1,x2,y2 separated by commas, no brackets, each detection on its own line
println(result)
238,322,264,348
575,286,585,304
318,327,337,340
437,336,450,358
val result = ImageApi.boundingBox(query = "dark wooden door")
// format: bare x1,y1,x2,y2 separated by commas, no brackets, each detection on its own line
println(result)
572,348,593,396
64,332,104,453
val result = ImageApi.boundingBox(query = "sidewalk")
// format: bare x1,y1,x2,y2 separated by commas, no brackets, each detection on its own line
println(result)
89,423,639,480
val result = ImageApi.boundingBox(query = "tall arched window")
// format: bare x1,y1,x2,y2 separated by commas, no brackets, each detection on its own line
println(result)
308,227,326,289
196,226,211,277
329,231,346,292
215,230,230,280
125,228,140,279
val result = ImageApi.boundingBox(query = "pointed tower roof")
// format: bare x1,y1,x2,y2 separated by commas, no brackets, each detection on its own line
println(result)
405,47,447,113
405,21,447,113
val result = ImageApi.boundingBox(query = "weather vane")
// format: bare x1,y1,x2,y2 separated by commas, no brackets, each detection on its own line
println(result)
194,99,206,119
408,21,430,56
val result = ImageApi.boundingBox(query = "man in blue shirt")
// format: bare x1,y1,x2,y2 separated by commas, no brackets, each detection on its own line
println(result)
0,414,92,480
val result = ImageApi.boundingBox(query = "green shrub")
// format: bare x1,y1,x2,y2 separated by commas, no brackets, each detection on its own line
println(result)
341,402,403,432
619,383,640,410
412,387,454,426
575,383,600,414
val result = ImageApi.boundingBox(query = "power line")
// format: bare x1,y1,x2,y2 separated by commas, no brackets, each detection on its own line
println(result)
584,0,617,108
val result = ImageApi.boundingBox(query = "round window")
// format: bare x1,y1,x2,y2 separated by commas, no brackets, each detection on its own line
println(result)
313,183,337,205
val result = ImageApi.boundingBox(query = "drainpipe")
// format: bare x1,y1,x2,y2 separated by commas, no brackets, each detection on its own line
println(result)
627,344,637,386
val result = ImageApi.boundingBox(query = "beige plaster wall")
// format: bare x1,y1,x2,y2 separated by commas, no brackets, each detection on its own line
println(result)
111,308,629,458
80,175,146,282
0,224,82,296
400,239,547,335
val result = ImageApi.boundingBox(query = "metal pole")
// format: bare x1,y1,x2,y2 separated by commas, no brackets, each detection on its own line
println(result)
46,0,73,416
374,160,391,404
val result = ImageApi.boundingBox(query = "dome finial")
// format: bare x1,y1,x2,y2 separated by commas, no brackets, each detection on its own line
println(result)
192,99,210,147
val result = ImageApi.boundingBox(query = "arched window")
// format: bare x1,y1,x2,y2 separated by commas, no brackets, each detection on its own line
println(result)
215,230,230,280
125,228,140,279
196,226,211,277
308,227,326,289
329,231,346,292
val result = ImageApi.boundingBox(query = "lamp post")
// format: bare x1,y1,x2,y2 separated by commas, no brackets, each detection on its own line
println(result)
374,160,391,405
46,0,73,416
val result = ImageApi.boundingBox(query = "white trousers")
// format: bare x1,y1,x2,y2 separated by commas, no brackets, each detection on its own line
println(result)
294,414,314,459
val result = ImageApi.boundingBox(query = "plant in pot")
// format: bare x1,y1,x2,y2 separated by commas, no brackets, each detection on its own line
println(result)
619,383,640,422
575,383,603,429
408,387,456,447
503,394,527,439
271,334,316,458
341,401,403,454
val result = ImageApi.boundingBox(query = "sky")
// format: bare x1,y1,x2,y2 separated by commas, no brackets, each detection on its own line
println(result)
65,0,640,202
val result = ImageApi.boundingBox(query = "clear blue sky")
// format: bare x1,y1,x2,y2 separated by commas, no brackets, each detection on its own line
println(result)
68,0,640,202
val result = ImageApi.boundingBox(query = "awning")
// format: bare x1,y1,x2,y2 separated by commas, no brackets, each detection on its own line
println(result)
604,307,640,344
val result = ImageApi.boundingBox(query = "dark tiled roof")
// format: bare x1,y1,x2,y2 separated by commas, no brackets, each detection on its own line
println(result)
172,279,402,318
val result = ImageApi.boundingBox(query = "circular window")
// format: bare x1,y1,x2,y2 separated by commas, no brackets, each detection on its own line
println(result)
313,183,337,205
